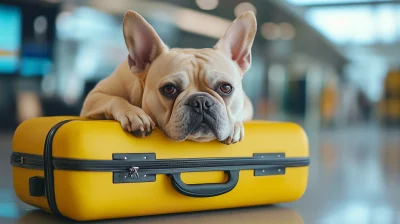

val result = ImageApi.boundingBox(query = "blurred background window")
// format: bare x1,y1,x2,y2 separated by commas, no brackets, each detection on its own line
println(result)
0,4,21,74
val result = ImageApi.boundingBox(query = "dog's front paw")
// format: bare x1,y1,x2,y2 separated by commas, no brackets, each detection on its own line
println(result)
222,121,244,145
115,108,155,138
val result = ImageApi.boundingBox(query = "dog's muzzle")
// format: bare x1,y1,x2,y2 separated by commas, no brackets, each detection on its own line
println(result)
185,94,215,114
182,93,222,137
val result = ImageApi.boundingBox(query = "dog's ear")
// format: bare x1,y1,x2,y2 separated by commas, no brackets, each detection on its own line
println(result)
123,10,168,76
214,11,257,76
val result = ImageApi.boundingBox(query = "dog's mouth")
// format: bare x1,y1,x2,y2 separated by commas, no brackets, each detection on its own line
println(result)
163,111,221,142
185,120,217,142
191,122,212,134
184,111,222,140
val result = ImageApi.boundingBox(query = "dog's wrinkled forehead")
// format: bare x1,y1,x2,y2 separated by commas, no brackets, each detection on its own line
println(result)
147,48,240,89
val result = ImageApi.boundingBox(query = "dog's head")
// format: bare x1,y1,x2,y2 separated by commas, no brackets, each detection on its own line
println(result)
122,11,256,142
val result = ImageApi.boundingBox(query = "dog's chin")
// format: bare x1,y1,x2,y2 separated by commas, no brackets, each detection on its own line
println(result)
186,123,217,142
162,122,218,142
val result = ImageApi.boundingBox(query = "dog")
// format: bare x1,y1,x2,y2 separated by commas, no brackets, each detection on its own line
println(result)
80,10,257,144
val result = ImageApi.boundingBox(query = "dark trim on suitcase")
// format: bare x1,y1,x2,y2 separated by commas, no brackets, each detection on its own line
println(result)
12,152,306,177
12,152,309,176
43,119,73,218
10,152,43,169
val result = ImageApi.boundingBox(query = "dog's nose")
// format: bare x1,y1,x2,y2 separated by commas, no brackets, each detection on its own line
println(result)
187,95,215,111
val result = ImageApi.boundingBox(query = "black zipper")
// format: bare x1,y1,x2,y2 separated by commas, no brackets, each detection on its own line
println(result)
10,152,43,170
11,152,310,175
54,157,309,171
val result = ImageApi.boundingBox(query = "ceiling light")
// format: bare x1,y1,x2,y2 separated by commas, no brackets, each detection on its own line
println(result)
279,22,296,40
261,22,280,40
195,0,219,10
234,2,257,17
34,16,48,34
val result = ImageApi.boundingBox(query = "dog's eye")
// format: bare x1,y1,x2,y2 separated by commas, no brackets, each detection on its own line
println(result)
163,85,177,95
219,83,233,94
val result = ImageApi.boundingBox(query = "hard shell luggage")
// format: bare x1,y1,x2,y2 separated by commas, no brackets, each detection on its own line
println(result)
11,116,310,221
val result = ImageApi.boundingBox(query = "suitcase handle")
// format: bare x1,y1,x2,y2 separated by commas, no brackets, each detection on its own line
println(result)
170,170,239,197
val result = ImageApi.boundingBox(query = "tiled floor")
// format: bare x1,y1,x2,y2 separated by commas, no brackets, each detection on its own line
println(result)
0,123,399,224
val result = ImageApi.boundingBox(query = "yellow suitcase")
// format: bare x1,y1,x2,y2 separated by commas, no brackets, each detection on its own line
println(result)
11,116,310,221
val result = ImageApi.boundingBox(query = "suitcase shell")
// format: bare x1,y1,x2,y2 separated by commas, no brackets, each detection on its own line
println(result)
11,116,310,221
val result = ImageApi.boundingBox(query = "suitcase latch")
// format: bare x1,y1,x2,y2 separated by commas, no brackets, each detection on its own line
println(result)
253,153,286,176
112,153,156,184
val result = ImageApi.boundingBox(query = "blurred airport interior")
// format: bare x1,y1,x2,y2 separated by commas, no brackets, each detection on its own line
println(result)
0,0,399,130
0,1,400,223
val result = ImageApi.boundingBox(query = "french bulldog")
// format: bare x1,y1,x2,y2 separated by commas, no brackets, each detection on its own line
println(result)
80,10,257,144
